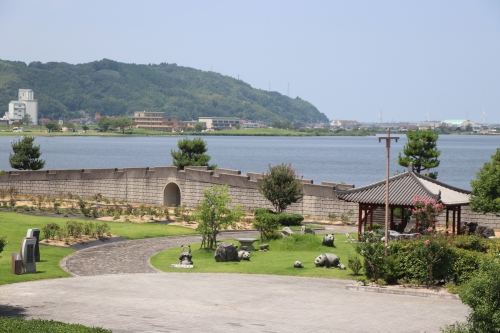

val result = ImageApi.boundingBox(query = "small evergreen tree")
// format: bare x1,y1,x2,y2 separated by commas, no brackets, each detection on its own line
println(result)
171,138,215,170
194,185,244,249
470,148,500,214
398,128,440,178
259,163,303,213
9,136,46,170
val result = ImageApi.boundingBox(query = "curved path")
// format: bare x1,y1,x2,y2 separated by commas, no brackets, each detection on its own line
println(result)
63,231,259,276
0,229,469,332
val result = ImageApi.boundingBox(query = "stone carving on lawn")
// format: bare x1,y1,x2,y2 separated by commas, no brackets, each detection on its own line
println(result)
294,261,303,268
26,228,41,262
301,226,315,235
475,225,495,238
238,251,251,261
178,245,193,265
322,234,335,247
20,237,37,274
282,227,294,237
314,253,340,268
259,244,269,251
214,242,240,262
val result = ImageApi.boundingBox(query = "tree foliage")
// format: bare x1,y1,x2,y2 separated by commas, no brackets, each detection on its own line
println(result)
470,148,500,214
9,136,46,170
113,117,135,134
171,138,214,170
458,257,500,332
194,185,244,249
258,163,303,213
45,121,60,132
0,59,328,124
398,129,440,177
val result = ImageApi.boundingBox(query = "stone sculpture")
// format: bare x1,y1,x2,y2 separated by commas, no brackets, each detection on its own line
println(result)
314,253,340,268
259,244,269,251
26,228,41,262
214,242,240,262
322,234,335,247
178,245,193,265
20,237,37,274
301,226,315,235
238,251,251,261
475,225,495,238
339,264,346,270
294,261,303,268
282,227,294,236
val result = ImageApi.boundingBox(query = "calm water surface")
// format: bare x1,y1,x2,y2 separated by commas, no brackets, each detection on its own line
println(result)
0,135,498,190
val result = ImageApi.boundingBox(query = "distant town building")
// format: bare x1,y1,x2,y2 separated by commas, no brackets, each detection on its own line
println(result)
330,120,358,129
2,89,38,125
442,119,478,129
129,111,192,132
199,117,240,130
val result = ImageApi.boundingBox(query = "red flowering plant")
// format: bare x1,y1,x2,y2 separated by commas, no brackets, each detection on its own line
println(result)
411,197,445,233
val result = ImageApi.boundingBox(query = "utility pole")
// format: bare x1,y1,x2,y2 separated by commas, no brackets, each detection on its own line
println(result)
378,127,399,256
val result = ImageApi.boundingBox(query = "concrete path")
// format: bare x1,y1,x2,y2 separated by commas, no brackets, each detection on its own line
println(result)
0,229,469,332
0,273,468,333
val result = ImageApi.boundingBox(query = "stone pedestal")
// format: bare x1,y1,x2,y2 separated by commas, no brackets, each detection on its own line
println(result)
12,253,22,275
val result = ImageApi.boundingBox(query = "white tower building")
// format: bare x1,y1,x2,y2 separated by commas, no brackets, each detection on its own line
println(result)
5,89,38,125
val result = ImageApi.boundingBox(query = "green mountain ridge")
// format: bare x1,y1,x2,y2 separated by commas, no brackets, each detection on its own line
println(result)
0,59,328,124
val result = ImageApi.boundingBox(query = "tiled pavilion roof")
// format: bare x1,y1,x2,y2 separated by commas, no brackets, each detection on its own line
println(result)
336,169,471,207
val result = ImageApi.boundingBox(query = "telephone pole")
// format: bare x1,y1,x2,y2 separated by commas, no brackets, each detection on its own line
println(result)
378,127,399,256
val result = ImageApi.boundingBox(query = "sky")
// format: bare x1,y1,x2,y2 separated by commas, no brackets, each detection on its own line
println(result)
1,0,499,124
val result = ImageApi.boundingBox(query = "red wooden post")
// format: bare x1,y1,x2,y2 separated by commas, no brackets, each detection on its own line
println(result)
452,208,456,234
446,208,450,232
400,208,404,232
457,207,461,234
390,207,394,230
369,207,373,231
358,205,362,240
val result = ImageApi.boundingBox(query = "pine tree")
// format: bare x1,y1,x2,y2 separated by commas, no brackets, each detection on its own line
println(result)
9,136,46,170
171,138,214,170
397,129,440,178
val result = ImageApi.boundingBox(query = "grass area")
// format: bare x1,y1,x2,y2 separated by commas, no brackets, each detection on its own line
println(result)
0,212,198,285
151,233,361,280
0,317,111,333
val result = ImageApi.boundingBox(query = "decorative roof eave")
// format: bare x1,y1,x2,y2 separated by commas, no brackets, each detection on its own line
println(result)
336,165,471,207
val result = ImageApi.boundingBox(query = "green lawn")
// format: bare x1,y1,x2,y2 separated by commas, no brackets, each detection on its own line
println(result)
151,233,361,280
0,212,198,285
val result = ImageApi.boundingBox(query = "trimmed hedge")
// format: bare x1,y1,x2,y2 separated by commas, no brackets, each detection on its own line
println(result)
254,209,304,226
0,317,111,333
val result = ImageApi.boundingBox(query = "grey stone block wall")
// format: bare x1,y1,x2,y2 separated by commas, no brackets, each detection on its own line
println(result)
0,167,358,220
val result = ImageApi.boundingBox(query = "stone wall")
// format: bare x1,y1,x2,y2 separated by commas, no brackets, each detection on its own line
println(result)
0,166,358,221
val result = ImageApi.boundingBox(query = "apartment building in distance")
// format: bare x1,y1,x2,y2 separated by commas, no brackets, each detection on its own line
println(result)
129,111,192,132
198,117,240,130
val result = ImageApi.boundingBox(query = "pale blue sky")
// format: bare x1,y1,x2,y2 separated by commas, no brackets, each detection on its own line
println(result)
1,0,499,123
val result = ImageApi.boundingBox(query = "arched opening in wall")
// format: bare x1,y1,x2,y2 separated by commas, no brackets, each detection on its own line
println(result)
163,182,181,207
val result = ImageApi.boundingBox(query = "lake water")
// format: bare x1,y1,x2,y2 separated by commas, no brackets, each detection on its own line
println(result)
0,135,498,190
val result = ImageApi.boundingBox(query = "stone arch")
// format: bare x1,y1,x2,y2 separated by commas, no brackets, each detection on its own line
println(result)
163,182,181,206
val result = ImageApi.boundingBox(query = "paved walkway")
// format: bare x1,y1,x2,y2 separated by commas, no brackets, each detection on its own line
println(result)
0,229,469,332
62,231,259,276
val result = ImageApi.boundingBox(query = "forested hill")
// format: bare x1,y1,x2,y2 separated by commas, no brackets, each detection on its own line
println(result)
0,59,328,123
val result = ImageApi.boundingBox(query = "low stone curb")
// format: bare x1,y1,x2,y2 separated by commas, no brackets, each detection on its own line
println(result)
345,284,460,300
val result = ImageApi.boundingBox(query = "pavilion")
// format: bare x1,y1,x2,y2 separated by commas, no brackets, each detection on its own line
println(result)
336,164,471,238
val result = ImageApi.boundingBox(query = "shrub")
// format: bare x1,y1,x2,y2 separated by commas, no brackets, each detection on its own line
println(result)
95,222,110,238
340,213,350,225
0,236,7,256
253,212,281,240
452,248,483,284
348,255,363,275
453,235,488,252
42,223,60,240
459,256,500,332
269,233,320,251
78,200,91,216
328,212,337,221
83,221,94,235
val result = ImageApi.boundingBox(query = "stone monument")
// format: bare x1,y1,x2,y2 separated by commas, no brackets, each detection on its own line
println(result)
20,237,37,274
26,228,41,262
214,242,239,262
12,253,22,275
